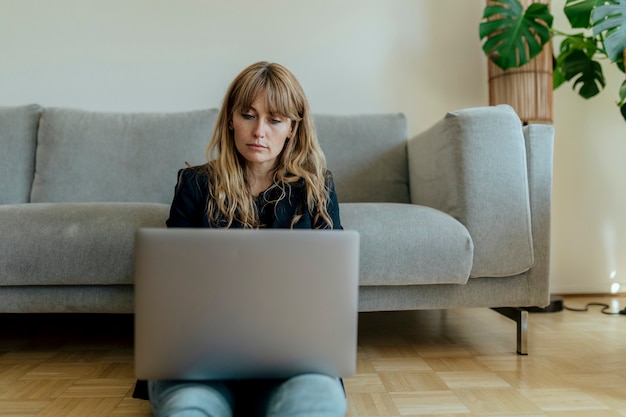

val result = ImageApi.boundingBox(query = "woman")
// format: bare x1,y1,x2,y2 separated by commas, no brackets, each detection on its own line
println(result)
147,61,346,416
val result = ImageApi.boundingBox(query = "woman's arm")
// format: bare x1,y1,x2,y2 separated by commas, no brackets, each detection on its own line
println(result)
324,171,343,230
166,167,208,228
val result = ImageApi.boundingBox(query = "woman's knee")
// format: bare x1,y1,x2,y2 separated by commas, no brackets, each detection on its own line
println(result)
266,374,346,417
148,380,233,417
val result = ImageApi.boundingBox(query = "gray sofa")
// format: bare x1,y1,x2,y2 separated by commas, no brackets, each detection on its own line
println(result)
0,104,554,353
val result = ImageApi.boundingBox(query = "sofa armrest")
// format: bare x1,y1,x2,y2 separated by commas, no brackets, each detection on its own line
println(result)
408,105,553,279
522,122,555,306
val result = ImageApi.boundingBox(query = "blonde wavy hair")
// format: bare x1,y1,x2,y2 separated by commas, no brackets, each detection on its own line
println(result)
203,61,333,229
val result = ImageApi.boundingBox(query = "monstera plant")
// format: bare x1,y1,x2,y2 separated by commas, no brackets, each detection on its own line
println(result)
479,0,626,120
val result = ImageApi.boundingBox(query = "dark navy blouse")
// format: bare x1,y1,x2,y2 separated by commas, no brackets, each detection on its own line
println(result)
166,165,342,230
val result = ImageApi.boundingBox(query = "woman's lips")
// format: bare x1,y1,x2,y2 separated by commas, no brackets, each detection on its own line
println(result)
248,143,267,149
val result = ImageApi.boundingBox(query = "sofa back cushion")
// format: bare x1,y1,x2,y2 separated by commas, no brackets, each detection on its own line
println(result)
315,113,409,203
0,104,42,204
30,108,409,205
31,108,218,204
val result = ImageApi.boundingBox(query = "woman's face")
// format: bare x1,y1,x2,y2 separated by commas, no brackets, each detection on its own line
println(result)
231,92,293,173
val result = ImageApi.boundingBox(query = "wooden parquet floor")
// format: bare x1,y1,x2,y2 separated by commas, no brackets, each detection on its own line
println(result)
1,295,625,416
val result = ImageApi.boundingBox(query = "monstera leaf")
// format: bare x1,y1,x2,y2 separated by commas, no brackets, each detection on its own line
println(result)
592,0,626,62
479,0,553,70
554,33,606,98
564,0,603,29
560,49,606,98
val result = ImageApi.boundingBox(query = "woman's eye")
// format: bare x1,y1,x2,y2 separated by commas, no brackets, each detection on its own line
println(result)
242,113,254,120
270,118,282,124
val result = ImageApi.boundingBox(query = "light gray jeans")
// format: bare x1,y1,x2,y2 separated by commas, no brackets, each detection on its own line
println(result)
148,374,347,417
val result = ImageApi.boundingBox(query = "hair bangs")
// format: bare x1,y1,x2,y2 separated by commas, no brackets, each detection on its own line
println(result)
231,66,302,122
263,79,302,122
231,76,262,116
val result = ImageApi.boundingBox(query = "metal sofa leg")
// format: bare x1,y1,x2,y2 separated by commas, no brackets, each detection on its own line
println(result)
491,307,528,355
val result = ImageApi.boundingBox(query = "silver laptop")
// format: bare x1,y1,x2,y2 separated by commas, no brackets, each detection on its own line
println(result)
134,228,360,380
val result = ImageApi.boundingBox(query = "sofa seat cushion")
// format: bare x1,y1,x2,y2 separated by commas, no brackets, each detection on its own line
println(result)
340,203,473,285
0,203,169,286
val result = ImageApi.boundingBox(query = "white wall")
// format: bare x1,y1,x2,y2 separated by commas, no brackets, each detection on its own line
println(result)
551,0,626,294
0,0,487,133
2,0,625,294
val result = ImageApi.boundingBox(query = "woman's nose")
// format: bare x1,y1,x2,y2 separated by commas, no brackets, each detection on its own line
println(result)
253,120,266,138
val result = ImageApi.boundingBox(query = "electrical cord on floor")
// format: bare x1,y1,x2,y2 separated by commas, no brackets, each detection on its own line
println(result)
563,302,626,315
